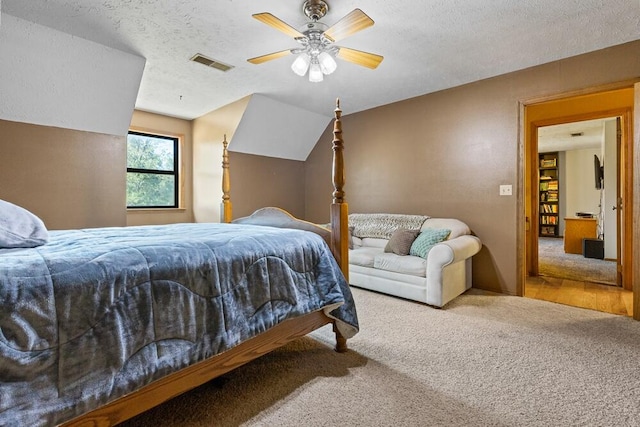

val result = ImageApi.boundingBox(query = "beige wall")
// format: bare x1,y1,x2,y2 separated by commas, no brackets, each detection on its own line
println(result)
0,111,194,230
0,100,302,231
191,96,305,221
3,40,638,296
564,148,601,227
192,96,250,223
229,153,305,220
0,119,126,229
128,110,194,226
305,40,640,295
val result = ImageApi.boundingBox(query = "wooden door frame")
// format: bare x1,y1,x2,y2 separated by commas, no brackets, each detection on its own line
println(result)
518,82,638,319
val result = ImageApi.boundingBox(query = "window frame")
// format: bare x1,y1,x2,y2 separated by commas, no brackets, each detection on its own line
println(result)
126,130,180,209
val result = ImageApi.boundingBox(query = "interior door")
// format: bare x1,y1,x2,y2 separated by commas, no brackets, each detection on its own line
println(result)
615,117,623,286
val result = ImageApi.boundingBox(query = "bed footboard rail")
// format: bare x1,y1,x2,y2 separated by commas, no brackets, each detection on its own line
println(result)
61,311,335,426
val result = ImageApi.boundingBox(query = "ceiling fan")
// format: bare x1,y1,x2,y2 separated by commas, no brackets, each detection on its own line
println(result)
247,0,383,82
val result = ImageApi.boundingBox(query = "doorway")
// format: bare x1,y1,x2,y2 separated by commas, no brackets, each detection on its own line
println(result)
522,86,636,316
538,118,618,285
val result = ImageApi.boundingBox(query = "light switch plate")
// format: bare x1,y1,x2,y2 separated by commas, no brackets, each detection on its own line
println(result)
500,185,512,196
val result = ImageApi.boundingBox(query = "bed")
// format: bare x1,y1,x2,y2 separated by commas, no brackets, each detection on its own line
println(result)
0,100,355,426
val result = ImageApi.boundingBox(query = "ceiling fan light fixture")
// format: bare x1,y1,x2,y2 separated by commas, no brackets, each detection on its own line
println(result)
308,61,324,82
318,51,337,74
249,2,383,82
291,53,311,76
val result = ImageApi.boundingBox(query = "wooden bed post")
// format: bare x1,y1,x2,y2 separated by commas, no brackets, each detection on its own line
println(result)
330,99,349,353
221,135,233,223
329,99,349,281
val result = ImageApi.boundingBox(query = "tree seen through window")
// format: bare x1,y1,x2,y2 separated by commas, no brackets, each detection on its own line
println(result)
126,131,179,208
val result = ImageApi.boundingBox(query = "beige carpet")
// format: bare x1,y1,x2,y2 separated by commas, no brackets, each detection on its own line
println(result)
122,287,640,427
538,237,617,285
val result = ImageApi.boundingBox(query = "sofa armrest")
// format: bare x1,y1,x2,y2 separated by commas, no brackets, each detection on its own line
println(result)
427,235,482,269
425,235,481,307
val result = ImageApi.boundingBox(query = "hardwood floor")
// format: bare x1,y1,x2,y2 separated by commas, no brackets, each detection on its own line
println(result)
525,275,633,317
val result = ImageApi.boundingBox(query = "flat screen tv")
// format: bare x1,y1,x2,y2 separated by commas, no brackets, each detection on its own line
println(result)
594,155,604,189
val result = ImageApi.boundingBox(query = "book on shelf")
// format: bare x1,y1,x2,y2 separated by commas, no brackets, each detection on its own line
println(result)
539,181,558,191
540,159,557,168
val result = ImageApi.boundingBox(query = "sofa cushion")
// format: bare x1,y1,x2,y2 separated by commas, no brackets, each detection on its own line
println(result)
349,247,383,268
384,229,420,255
373,253,426,277
410,228,451,258
361,237,388,249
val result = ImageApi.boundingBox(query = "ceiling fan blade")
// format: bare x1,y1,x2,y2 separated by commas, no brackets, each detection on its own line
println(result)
323,9,374,42
252,13,304,38
337,47,383,69
247,50,292,65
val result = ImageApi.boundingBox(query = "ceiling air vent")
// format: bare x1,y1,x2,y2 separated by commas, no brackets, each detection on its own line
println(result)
190,54,234,72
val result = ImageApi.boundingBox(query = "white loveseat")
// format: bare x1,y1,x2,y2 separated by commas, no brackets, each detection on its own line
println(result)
348,213,482,308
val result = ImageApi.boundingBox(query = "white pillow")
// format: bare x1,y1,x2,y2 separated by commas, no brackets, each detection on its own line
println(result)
0,199,49,248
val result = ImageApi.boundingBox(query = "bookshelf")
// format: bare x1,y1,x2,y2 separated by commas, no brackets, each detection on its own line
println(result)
539,152,559,237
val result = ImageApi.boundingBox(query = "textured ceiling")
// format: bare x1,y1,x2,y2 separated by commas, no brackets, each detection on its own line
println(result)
538,118,615,153
3,0,640,119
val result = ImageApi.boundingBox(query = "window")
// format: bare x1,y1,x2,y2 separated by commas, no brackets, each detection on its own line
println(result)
126,131,179,208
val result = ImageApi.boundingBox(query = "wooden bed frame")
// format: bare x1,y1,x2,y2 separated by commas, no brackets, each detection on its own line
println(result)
62,100,349,426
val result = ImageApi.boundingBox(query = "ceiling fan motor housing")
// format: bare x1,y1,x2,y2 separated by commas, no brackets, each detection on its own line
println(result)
303,0,329,21
294,21,334,57
301,21,328,34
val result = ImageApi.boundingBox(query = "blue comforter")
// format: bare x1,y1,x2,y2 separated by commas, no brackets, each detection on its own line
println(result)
0,223,358,426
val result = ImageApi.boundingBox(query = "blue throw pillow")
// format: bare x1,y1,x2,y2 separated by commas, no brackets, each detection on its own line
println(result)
0,199,49,248
409,228,451,258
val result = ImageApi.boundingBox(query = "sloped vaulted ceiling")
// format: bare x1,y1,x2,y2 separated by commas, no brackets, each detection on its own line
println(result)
0,13,145,136
4,0,639,125
2,1,639,157
229,95,331,161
